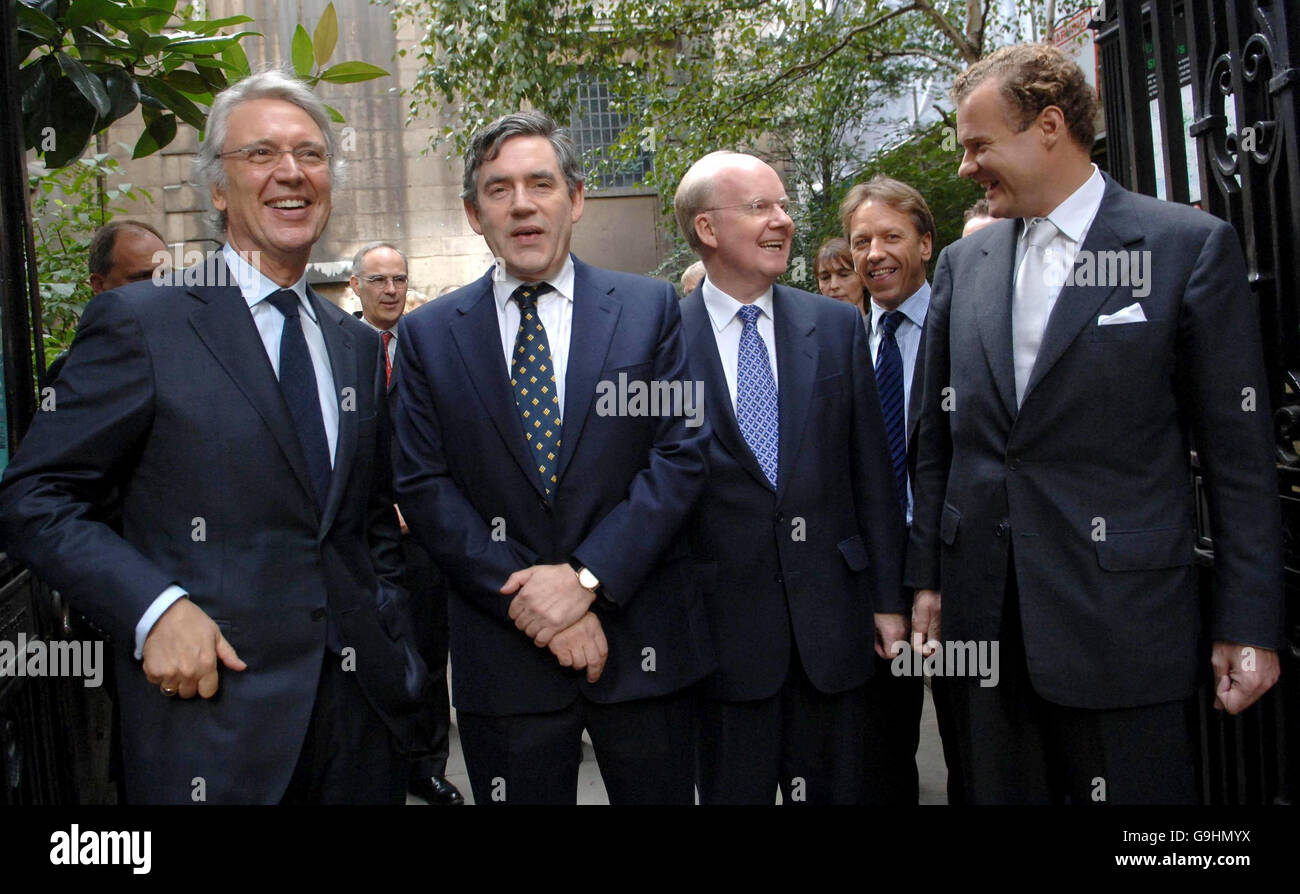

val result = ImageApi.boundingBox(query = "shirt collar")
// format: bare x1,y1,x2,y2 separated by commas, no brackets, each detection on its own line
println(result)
869,281,930,335
1021,163,1105,245
701,276,775,333
223,243,315,323
358,314,396,337
492,255,576,313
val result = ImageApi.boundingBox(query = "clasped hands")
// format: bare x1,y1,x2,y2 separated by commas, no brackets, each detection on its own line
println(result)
503,564,607,682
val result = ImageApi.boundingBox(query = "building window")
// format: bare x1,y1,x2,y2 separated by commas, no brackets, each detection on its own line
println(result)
568,74,652,191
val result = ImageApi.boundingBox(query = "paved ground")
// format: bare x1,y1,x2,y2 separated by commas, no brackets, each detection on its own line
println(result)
410,679,950,805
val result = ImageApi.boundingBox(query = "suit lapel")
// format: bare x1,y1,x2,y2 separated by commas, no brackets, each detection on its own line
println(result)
449,272,547,499
186,260,319,516
975,220,1020,418
681,291,771,491
1022,179,1142,402
314,288,355,537
554,258,619,484
772,286,818,503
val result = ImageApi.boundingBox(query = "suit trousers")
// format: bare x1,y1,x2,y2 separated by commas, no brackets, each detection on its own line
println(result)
457,690,696,805
696,643,869,805
951,549,1197,804
861,654,923,805
401,534,452,780
281,653,406,805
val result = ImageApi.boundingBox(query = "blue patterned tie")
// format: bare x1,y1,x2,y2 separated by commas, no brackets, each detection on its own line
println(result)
266,289,332,509
735,304,779,488
875,309,908,513
511,282,562,498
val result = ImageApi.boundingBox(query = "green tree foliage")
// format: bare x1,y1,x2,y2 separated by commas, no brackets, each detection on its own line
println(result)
18,0,389,169
395,0,1051,279
28,154,152,364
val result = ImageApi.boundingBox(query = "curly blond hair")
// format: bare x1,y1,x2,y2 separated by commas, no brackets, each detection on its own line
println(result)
951,44,1097,150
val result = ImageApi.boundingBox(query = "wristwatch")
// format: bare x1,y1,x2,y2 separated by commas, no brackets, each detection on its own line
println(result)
569,559,602,598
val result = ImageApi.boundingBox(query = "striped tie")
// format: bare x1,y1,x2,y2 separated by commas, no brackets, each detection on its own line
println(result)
875,310,908,513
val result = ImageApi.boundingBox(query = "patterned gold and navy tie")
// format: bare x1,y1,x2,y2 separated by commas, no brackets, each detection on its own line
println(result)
510,281,562,498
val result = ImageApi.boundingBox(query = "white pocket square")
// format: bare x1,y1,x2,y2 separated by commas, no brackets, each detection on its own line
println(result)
1097,303,1147,326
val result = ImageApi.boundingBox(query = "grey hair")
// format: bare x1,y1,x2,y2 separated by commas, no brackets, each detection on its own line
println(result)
351,241,407,276
460,111,584,207
194,67,343,233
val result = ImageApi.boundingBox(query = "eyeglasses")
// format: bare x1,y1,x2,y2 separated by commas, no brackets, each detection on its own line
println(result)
702,198,797,217
219,145,332,167
360,274,409,287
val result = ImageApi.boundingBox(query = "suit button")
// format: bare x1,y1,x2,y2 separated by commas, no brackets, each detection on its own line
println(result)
774,572,784,584
539,498,550,512
995,523,1007,538
1008,457,1021,470
775,513,785,524
311,607,326,621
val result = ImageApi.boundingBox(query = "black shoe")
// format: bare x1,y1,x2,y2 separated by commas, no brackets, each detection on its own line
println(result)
409,775,464,805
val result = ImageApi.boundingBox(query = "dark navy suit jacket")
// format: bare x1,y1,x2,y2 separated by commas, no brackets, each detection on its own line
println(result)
680,283,905,701
905,174,1284,708
0,256,426,803
393,256,715,716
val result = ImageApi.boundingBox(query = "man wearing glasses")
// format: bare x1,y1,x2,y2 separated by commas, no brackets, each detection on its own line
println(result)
0,70,424,803
674,152,905,803
351,242,464,806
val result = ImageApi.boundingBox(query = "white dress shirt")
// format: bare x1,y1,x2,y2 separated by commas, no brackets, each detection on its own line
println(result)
867,282,930,525
1012,164,1107,378
135,245,341,657
360,314,398,369
493,256,575,419
701,277,779,411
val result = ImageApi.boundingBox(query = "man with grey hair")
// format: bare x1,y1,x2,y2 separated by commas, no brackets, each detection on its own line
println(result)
351,239,464,806
0,68,424,804
394,110,713,804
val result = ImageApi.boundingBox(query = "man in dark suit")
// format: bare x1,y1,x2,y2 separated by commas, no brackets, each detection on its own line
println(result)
351,241,463,806
0,70,423,804
393,111,713,805
842,174,958,805
674,151,905,804
907,43,1284,803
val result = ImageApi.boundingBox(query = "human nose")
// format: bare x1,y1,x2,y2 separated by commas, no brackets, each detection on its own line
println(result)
957,148,977,180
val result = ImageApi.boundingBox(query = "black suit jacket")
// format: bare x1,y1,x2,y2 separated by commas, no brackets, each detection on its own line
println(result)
905,174,1284,709
681,284,905,701
393,257,715,716
0,256,425,803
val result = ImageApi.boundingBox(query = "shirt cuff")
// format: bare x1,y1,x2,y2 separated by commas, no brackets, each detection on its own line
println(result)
134,585,187,660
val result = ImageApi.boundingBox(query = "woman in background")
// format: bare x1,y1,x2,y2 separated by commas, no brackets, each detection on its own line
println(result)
814,237,867,317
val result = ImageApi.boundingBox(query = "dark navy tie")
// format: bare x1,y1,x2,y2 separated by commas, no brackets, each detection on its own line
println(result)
875,310,908,513
510,281,562,498
266,289,332,509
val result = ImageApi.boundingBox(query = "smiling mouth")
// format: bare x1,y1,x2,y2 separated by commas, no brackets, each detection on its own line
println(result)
267,199,309,209
868,267,898,280
760,240,785,251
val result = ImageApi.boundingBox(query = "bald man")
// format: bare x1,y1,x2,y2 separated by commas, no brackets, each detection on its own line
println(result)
675,152,905,804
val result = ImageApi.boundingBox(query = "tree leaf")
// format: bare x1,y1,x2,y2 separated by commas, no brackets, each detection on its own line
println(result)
141,0,178,32
166,32,259,54
163,67,208,94
43,81,98,167
291,25,314,77
187,15,256,36
102,67,140,124
318,61,390,84
134,108,177,157
313,3,338,67
137,75,206,130
15,2,59,40
322,103,345,124
55,51,113,118
64,0,122,29
222,40,250,78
